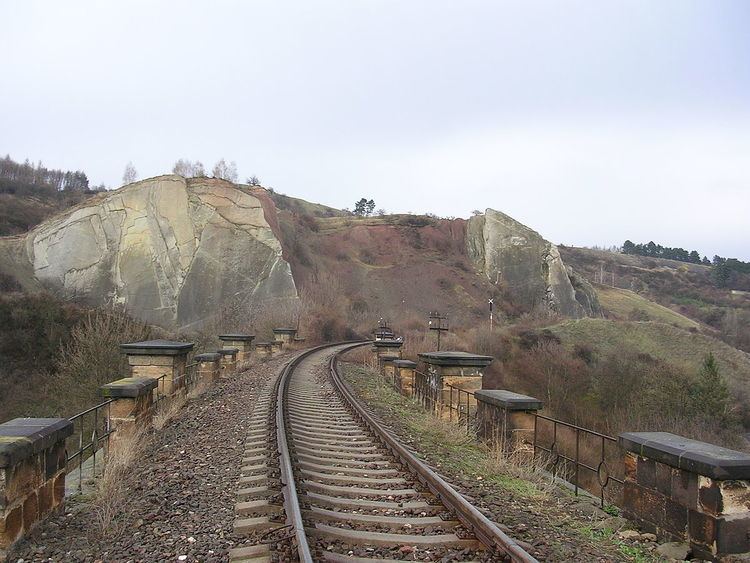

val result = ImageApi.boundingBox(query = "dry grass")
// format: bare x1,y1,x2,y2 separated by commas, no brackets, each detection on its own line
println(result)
479,429,559,495
187,377,211,400
90,426,147,539
152,394,187,431
595,284,699,329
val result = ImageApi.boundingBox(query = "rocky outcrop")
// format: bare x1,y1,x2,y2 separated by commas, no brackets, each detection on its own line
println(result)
467,209,599,318
23,175,296,329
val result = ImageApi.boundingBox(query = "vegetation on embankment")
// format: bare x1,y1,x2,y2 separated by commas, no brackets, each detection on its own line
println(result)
560,245,750,352
0,292,150,421
0,154,103,236
386,315,749,451
497,321,748,449
339,360,659,562
594,284,699,329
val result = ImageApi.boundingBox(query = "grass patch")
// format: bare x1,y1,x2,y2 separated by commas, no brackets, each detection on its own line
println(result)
548,318,750,393
341,363,544,496
340,361,660,561
580,526,656,563
595,284,699,329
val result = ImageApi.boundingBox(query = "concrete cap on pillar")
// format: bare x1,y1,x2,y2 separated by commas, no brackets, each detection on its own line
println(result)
418,351,493,367
379,354,400,363
217,348,239,355
218,334,255,342
619,431,750,480
272,328,297,335
255,341,273,347
195,352,222,362
373,338,403,348
0,418,74,468
100,377,158,398
120,339,195,355
393,360,417,368
474,390,543,411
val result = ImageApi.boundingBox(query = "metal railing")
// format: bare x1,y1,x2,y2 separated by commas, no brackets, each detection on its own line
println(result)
532,414,623,507
374,360,624,508
444,382,477,434
174,361,199,392
65,359,200,495
66,399,115,493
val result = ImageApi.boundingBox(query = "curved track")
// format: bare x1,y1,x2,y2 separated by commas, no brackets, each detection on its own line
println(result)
230,343,537,562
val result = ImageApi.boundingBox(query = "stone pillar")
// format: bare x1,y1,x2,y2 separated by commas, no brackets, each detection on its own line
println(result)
217,348,238,373
218,334,255,362
393,360,416,395
272,328,297,346
194,352,222,382
378,355,399,381
372,339,403,362
100,377,157,437
417,351,493,418
254,342,274,358
474,390,543,451
0,418,73,554
120,340,194,396
619,431,750,559
271,340,284,355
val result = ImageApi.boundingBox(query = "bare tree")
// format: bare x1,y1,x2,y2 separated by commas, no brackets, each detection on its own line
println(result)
122,162,137,185
172,159,192,176
212,158,238,182
246,175,261,186
173,159,207,178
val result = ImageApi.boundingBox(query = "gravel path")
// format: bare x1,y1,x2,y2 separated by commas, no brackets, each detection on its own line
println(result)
10,355,291,563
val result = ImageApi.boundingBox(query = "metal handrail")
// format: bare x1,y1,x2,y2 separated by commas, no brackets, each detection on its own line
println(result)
67,398,115,493
380,358,622,507
532,413,623,507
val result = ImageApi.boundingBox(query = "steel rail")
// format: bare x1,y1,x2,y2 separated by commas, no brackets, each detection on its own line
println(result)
329,343,539,563
275,340,365,563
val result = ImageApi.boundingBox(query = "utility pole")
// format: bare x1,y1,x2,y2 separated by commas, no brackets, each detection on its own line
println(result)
428,311,449,351
488,298,494,332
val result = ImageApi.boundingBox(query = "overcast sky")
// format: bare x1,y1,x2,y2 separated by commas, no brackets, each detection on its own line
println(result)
2,1,749,259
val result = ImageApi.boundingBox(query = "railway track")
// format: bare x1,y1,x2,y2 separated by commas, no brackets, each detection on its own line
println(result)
230,342,537,562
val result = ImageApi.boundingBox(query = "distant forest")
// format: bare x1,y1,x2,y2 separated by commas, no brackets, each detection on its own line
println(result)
0,154,106,195
622,239,750,288
0,155,106,236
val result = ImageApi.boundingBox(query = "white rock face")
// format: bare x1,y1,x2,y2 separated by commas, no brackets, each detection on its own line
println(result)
26,175,297,328
467,208,597,317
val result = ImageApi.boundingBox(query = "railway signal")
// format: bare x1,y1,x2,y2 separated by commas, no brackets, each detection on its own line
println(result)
428,311,449,351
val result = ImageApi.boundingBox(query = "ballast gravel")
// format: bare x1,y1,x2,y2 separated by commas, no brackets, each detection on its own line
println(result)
9,355,290,563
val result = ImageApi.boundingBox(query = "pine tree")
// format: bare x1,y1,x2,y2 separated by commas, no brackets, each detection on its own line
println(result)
691,353,730,422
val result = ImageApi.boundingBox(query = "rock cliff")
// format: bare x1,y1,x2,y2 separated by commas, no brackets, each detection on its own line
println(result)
467,209,599,318
22,175,296,328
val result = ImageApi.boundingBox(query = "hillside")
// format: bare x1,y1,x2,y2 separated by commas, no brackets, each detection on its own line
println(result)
0,175,596,332
560,245,750,352
488,317,750,449
550,318,750,391
594,283,700,329
0,155,101,236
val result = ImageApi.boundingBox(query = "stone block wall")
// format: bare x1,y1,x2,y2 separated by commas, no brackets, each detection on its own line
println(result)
0,419,72,554
474,390,542,451
620,432,750,559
